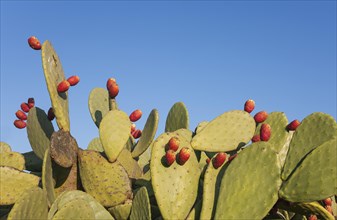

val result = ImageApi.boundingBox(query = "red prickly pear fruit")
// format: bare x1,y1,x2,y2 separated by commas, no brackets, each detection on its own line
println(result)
260,123,271,141
244,99,255,113
27,36,41,50
130,123,136,133
27,98,35,109
15,110,27,120
251,134,261,143
129,109,142,122
254,111,268,123
167,137,180,152
106,78,117,90
212,152,226,169
132,129,142,139
67,75,80,86
287,119,301,131
165,150,176,166
14,120,26,129
325,205,333,214
323,198,332,206
308,215,318,220
206,158,211,164
57,80,70,93
228,154,237,162
178,147,190,165
20,103,30,113
47,107,55,121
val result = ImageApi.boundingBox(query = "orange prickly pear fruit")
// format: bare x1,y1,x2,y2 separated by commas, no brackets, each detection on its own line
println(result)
212,152,226,169
287,119,301,131
132,129,142,139
260,123,271,141
251,134,260,143
244,99,255,113
67,75,80,86
28,36,41,50
131,123,136,133
129,109,142,122
165,150,176,166
254,111,268,123
57,80,70,93
166,137,180,152
14,120,26,129
15,110,27,120
27,98,35,109
47,107,55,121
178,147,190,165
21,103,30,113
106,78,116,90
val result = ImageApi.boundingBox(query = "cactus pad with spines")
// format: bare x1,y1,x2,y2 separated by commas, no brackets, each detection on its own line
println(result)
131,109,159,158
0,142,11,153
165,102,189,132
191,110,256,152
214,142,282,219
117,148,143,179
0,166,40,205
130,187,151,220
0,152,25,170
282,112,337,181
27,107,54,159
99,110,131,162
42,147,56,207
87,137,104,152
78,149,132,207
108,202,132,220
88,88,110,127
7,187,48,220
52,199,95,220
23,151,43,172
279,138,337,202
41,40,70,131
194,121,209,134
151,132,200,220
254,112,289,152
278,131,294,168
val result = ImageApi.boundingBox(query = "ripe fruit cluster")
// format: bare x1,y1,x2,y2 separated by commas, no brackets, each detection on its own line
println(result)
57,76,80,93
14,98,35,129
106,78,119,99
164,137,190,166
129,109,143,139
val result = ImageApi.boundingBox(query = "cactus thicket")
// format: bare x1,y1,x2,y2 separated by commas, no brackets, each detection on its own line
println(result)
0,38,336,220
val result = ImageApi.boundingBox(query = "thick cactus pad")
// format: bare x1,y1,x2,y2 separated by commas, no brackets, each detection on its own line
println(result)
42,147,56,207
48,190,114,220
254,112,289,152
0,166,40,205
130,187,151,220
41,40,70,131
282,112,337,180
131,109,159,158
0,152,25,170
214,142,282,219
87,137,104,152
7,187,48,220
279,138,337,202
150,132,200,220
78,150,132,207
108,202,132,220
52,199,95,220
165,102,189,132
27,107,54,159
0,142,11,153
117,149,143,179
23,151,43,172
191,110,255,152
88,88,110,127
99,110,131,162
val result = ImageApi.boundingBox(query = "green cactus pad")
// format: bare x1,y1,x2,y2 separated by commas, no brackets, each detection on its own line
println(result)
50,130,78,168
278,131,294,168
27,107,54,159
131,109,159,158
7,187,48,220
0,142,11,153
200,153,229,220
130,187,151,220
0,166,40,205
41,40,70,131
52,199,95,220
279,138,337,202
0,152,25,170
165,102,189,132
191,110,255,152
214,142,282,219
254,112,289,152
99,110,131,163
175,128,193,142
282,112,337,181
136,143,152,173
87,137,104,152
194,121,209,135
42,147,56,207
88,88,110,127
49,190,114,220
108,202,132,220
23,151,43,172
78,150,132,207
150,132,200,220
117,149,143,179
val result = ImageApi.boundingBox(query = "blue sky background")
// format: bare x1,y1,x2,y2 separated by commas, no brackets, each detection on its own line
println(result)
1,1,336,153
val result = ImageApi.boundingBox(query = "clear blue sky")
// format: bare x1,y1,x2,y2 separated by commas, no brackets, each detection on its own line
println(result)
1,1,336,153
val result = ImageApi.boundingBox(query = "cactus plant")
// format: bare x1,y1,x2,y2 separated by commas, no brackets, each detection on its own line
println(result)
1,38,336,220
